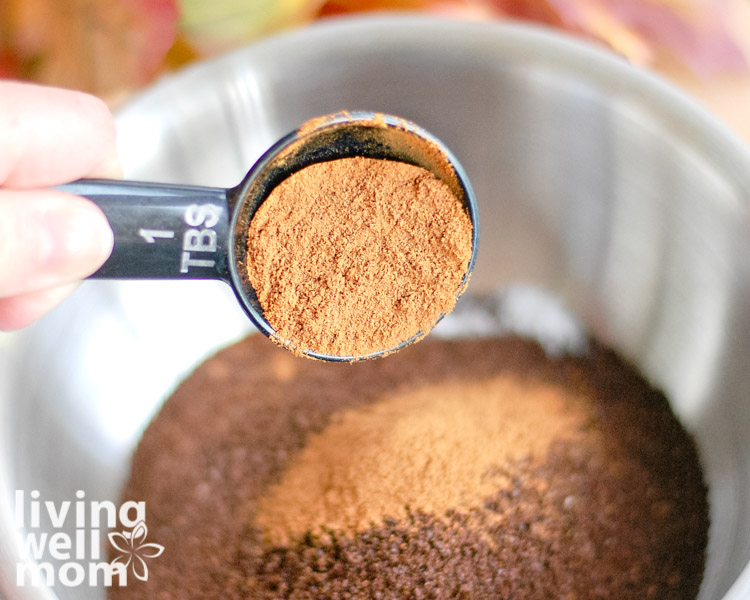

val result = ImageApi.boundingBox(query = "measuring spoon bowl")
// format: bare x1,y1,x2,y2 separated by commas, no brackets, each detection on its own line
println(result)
60,112,479,361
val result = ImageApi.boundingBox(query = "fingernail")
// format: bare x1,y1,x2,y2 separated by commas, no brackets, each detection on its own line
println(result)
40,197,114,280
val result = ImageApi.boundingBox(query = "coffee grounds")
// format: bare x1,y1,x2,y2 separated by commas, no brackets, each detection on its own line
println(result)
110,335,708,600
246,156,473,358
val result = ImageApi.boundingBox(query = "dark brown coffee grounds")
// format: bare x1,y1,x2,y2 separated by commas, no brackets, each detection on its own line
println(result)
246,156,473,358
110,335,708,600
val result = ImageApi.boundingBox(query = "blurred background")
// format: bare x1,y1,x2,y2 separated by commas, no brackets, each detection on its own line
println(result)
1,0,749,143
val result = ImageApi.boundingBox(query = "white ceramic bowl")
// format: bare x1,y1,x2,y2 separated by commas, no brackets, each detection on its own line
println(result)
2,15,750,599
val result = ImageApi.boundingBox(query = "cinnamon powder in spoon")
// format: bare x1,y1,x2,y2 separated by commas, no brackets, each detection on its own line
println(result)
246,156,473,358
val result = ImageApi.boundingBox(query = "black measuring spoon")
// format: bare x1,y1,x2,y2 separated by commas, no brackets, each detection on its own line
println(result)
60,112,479,361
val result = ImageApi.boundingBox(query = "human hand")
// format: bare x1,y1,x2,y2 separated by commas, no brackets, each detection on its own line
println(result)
0,81,118,330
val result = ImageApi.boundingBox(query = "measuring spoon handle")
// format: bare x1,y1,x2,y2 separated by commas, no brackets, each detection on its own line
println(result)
58,179,232,281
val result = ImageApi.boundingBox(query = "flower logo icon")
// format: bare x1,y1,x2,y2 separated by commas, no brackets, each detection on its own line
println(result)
108,520,164,582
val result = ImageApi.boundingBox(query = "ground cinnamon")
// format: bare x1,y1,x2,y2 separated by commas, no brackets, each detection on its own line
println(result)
246,156,473,357
255,376,586,544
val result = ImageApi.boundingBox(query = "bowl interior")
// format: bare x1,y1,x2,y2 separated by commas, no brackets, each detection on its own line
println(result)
2,16,750,600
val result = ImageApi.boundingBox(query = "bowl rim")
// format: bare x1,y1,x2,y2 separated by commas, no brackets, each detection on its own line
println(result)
124,13,750,200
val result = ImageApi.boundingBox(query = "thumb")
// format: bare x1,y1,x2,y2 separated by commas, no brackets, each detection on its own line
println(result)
0,190,114,297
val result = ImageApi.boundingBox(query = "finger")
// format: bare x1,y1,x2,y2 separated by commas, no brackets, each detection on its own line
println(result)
0,189,113,297
0,80,121,188
0,283,80,331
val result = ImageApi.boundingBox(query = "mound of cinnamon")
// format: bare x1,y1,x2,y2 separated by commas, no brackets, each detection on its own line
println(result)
246,156,473,358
